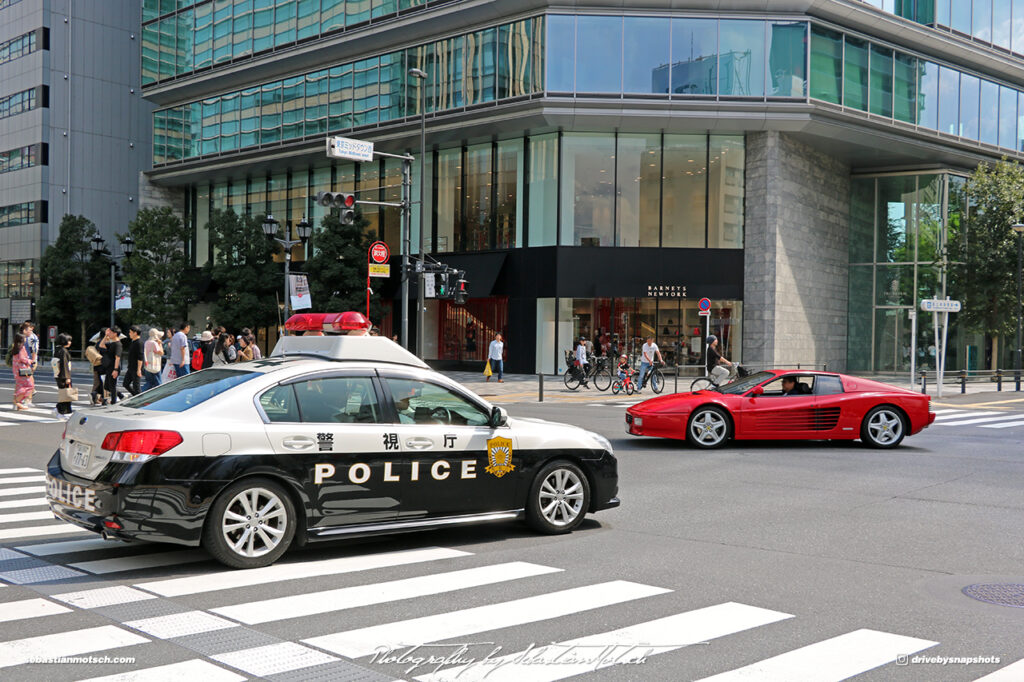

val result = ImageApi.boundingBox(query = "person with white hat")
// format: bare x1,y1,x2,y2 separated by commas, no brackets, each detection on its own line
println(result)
142,328,164,391
198,330,216,370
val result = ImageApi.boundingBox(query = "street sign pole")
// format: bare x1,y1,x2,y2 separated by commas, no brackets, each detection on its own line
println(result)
921,297,962,398
909,309,917,389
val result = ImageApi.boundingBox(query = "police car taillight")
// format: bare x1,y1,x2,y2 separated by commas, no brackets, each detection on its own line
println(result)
102,430,183,464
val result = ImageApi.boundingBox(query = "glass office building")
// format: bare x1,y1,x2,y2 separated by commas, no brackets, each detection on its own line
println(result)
142,1,1024,373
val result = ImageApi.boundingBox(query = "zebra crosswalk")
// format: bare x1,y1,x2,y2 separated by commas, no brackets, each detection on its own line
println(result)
0,466,1017,681
932,408,1024,431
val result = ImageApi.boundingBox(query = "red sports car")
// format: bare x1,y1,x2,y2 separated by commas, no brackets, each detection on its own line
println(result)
625,370,935,449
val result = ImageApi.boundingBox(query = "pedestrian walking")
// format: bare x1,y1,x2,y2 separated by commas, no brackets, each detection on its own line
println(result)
487,333,505,382
88,329,106,405
237,335,254,362
122,326,144,396
54,333,75,417
100,326,123,405
143,328,164,391
169,322,191,377
199,330,216,369
7,333,34,410
21,321,39,371
212,333,235,365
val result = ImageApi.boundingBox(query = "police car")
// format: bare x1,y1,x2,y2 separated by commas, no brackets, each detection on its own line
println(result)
45,314,619,568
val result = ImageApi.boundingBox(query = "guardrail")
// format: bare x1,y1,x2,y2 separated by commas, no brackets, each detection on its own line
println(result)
914,369,1023,394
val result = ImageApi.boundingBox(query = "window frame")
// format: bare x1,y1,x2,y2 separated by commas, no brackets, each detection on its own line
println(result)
256,369,387,424
376,370,493,427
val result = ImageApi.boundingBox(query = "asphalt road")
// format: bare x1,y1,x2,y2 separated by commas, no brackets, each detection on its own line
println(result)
0,384,1022,681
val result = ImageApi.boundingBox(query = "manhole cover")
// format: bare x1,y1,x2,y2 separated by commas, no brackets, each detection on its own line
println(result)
962,583,1024,608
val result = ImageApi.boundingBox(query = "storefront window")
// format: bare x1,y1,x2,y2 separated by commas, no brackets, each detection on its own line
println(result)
462,143,492,251
561,133,615,247
495,139,522,248
707,136,744,249
528,134,559,247
436,148,461,253
615,133,661,247
662,134,707,248
434,298,508,362
876,176,915,263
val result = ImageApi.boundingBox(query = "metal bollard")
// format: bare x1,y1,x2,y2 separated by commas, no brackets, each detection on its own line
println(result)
919,370,927,395
674,366,678,394
823,363,828,372
997,369,1003,392
960,369,967,394
538,373,544,402
1017,369,1022,392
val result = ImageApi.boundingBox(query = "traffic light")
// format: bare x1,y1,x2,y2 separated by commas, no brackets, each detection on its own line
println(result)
315,191,357,225
436,270,449,298
453,271,467,304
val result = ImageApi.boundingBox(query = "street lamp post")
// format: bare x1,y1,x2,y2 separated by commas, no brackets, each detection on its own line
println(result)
409,67,428,357
1013,223,1024,390
263,215,312,335
91,235,134,329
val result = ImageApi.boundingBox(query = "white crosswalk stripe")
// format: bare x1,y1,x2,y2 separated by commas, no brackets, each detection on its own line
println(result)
0,625,148,669
693,628,938,681
980,420,1024,429
933,410,993,421
77,659,246,682
936,414,1024,426
974,658,1024,680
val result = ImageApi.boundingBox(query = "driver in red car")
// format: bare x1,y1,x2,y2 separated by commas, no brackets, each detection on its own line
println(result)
781,376,812,395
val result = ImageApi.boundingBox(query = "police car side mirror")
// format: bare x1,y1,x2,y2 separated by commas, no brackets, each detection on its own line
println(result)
749,385,764,398
490,406,508,428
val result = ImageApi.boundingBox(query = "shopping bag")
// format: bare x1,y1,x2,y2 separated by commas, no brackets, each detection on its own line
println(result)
161,363,177,384
58,387,79,402
483,360,492,377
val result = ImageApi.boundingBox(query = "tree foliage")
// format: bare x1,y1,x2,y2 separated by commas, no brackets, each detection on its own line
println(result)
37,214,113,340
206,209,280,331
304,212,386,323
949,159,1024,344
120,206,194,328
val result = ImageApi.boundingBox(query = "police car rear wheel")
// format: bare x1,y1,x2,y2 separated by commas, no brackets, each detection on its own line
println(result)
527,461,590,534
203,478,296,569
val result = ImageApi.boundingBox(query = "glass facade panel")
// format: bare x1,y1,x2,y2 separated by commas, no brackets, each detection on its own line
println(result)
575,16,622,93
707,136,744,248
297,0,320,40
958,73,979,138
623,17,670,94
615,133,661,247
662,135,707,248
252,0,274,53
993,0,1012,49
274,0,297,46
972,0,991,42
1015,0,1024,54
876,176,915,263
875,265,914,306
844,37,869,111
917,174,942,264
281,76,305,140
495,139,522,249
980,80,999,145
850,177,874,263
435,37,463,109
465,28,496,105
719,20,765,97
321,0,345,33
893,53,916,123
669,18,718,95
869,45,893,116
767,21,807,97
937,66,959,135
194,1,213,69
213,0,233,64
233,0,253,58
357,160,381,245
462,143,492,252
1000,85,1018,150
561,133,615,246
528,133,559,247
498,17,542,99
221,91,240,151
950,0,971,34
436,148,461,253
810,26,842,104
546,15,574,92
918,61,939,130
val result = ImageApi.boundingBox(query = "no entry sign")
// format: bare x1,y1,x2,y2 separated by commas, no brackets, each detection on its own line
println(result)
369,241,390,264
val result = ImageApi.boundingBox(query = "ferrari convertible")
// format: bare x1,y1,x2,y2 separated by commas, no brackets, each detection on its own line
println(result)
625,370,935,449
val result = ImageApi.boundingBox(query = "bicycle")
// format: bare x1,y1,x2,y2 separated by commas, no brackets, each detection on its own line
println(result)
690,363,749,392
564,353,613,391
636,361,666,394
611,368,637,395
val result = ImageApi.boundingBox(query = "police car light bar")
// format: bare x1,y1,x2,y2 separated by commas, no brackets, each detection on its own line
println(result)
285,312,370,333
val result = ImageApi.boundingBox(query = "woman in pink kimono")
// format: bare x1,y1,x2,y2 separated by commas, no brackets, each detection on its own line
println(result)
10,333,34,410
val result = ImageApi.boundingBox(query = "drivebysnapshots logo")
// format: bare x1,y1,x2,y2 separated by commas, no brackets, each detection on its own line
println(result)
896,654,1000,667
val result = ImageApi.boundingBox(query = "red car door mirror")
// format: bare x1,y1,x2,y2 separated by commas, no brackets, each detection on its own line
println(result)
749,385,764,397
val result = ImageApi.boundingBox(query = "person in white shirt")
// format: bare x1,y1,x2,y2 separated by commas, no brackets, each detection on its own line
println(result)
639,336,663,392
169,322,191,376
574,336,590,388
487,333,505,382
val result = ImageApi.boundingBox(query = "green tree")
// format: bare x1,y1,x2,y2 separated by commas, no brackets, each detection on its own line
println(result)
37,214,112,345
949,158,1024,369
304,213,386,322
206,209,280,331
120,206,194,327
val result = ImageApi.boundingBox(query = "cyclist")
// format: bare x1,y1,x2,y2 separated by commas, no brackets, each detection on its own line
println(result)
706,334,733,386
616,354,631,382
638,336,663,392
574,337,590,388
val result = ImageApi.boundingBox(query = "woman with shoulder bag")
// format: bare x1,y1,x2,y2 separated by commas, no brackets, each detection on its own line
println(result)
9,333,34,410
54,333,76,418
87,328,107,405
143,328,164,391
236,335,254,362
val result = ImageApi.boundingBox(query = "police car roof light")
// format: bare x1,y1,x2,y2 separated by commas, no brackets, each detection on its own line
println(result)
271,334,430,369
285,312,369,333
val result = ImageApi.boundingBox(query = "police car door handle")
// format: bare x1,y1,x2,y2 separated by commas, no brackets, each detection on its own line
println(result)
405,437,434,450
282,436,316,450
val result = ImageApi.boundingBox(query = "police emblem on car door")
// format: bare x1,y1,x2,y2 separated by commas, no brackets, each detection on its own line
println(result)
258,373,400,527
380,375,519,519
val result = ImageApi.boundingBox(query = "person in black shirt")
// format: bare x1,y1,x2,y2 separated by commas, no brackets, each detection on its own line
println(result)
706,334,733,386
100,326,123,405
123,326,144,396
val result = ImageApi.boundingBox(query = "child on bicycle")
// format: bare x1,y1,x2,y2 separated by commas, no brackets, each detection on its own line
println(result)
616,354,632,382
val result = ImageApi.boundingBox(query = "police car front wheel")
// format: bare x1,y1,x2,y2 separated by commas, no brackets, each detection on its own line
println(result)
203,478,297,569
527,461,590,534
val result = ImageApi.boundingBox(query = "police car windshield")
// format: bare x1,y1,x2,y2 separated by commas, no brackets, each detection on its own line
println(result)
716,371,774,395
118,369,260,412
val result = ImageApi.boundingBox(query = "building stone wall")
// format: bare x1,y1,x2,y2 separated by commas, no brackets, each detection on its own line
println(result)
138,171,186,223
743,131,850,371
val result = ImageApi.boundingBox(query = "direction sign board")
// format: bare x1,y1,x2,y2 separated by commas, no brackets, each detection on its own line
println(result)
424,273,436,298
920,298,961,313
327,136,374,162
47,326,57,341
698,297,712,312
698,310,711,316
369,241,390,264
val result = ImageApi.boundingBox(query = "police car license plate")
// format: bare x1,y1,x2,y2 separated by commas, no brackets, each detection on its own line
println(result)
71,442,92,469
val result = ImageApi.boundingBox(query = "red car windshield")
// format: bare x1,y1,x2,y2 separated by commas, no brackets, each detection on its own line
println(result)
715,371,775,395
